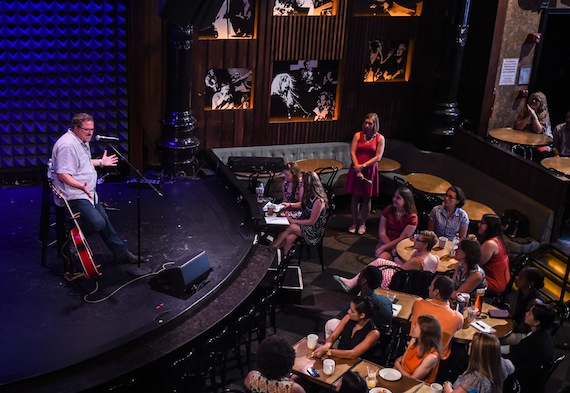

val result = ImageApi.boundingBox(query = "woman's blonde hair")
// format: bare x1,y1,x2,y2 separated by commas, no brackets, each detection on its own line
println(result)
302,171,328,208
467,333,503,393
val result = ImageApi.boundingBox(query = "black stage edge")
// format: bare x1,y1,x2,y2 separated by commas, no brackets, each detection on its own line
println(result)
0,150,272,392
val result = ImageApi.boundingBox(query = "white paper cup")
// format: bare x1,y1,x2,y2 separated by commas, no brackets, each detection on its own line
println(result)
438,236,448,249
307,334,318,350
323,358,335,375
458,292,470,307
430,382,443,393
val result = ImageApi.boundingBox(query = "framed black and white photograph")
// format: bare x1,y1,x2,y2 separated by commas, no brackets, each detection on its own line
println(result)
270,60,339,122
364,40,411,82
200,0,256,39
353,1,423,16
205,68,253,110
273,0,336,16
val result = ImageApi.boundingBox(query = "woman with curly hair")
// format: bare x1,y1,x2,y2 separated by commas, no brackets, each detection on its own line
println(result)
244,335,306,393
280,161,304,209
394,314,442,384
514,91,552,137
443,332,514,393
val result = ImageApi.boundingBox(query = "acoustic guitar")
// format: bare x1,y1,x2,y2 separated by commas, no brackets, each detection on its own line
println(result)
50,183,101,279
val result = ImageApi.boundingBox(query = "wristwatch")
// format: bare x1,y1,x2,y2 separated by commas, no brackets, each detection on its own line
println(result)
99,159,103,167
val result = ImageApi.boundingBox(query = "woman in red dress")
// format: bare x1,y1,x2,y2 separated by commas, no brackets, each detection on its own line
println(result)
477,214,510,295
345,113,385,235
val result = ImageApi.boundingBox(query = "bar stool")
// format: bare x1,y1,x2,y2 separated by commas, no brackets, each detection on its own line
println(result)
39,179,68,267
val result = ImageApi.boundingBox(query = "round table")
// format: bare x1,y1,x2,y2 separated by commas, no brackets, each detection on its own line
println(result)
294,158,343,172
404,173,451,195
488,127,553,146
463,199,495,221
378,157,401,172
541,156,570,176
454,302,514,342
396,238,459,273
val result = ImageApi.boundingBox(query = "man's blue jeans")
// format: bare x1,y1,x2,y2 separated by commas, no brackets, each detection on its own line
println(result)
68,199,128,258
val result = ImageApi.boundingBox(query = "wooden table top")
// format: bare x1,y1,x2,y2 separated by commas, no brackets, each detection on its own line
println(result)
453,302,514,342
541,156,570,176
295,158,344,173
348,359,425,393
462,199,495,221
396,238,459,273
404,173,451,195
378,157,402,173
375,288,421,321
488,127,553,147
292,338,358,391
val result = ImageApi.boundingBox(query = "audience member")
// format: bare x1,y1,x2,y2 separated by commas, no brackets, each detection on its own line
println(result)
514,91,552,137
410,276,464,363
394,314,441,384
333,230,438,291
506,303,556,393
427,186,469,240
553,110,570,156
244,335,306,393
312,296,380,360
345,113,385,235
327,266,392,337
338,371,367,393
272,171,328,255
501,267,545,345
477,214,510,295
280,161,304,208
375,187,418,259
450,237,487,299
443,333,514,393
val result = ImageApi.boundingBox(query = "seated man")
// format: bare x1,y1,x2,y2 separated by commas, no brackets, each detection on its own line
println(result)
325,266,392,338
410,275,464,380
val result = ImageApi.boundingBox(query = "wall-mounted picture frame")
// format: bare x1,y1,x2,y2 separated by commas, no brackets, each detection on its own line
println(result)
364,40,412,82
200,0,256,39
273,0,336,16
353,1,423,16
205,68,253,110
270,60,339,122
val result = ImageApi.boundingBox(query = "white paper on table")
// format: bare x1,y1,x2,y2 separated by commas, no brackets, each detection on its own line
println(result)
264,216,289,225
392,304,402,317
470,320,497,334
263,202,285,212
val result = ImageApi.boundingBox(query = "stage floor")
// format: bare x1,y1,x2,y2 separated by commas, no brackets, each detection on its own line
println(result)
0,178,257,387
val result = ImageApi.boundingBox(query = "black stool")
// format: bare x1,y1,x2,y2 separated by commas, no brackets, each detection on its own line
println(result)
39,180,68,267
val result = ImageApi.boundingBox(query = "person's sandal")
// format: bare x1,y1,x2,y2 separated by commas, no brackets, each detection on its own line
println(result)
333,275,351,293
348,225,357,234
358,225,366,235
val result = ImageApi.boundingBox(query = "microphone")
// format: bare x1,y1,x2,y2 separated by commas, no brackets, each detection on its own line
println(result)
95,135,120,142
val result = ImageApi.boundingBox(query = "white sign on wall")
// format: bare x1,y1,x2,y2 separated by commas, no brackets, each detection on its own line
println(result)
499,58,519,86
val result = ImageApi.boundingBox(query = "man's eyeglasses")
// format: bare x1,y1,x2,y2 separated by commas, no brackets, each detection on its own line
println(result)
444,194,457,199
79,126,95,132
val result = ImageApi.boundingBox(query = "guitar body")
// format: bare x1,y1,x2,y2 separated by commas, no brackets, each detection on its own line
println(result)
69,226,101,279
50,183,101,279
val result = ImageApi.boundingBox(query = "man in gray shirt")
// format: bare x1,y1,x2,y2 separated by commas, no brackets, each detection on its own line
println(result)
51,113,138,265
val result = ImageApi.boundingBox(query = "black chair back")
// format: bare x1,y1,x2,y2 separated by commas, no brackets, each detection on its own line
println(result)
388,269,434,299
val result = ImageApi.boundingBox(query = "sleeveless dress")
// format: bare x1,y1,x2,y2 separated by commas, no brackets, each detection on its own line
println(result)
401,343,440,384
345,131,381,197
482,237,510,294
338,319,378,360
248,370,295,393
299,196,327,245
282,179,302,203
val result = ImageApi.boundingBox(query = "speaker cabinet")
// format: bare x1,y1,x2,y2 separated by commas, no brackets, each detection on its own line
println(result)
149,250,211,299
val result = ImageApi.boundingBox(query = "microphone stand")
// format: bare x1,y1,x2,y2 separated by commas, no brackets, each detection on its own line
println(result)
105,143,162,276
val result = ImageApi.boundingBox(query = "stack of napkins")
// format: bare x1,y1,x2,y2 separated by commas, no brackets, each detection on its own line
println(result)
470,320,496,333
392,304,402,317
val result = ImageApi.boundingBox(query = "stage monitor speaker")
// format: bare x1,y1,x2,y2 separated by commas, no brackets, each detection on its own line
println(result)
149,250,212,299
159,0,225,29
227,156,285,173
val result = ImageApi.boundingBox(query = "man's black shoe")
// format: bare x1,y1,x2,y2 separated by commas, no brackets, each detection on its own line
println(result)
116,251,141,264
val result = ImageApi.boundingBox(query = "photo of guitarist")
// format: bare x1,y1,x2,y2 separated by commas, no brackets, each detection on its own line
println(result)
51,113,139,265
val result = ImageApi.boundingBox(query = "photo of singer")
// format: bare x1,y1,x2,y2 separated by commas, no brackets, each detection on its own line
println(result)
270,59,339,122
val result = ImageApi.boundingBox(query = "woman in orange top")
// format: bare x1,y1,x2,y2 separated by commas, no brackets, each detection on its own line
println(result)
394,314,442,384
